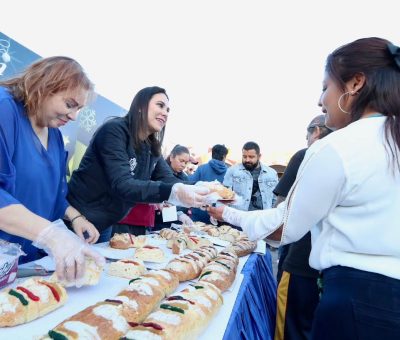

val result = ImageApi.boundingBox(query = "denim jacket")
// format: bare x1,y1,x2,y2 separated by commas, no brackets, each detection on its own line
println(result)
223,163,278,211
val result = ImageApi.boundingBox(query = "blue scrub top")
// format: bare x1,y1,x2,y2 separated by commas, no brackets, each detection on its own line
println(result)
0,87,69,263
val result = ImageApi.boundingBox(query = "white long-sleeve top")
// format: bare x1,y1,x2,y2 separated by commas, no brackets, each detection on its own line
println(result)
224,116,400,279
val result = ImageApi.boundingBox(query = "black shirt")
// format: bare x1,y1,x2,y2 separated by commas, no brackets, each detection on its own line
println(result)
248,166,263,211
273,148,307,197
273,148,318,278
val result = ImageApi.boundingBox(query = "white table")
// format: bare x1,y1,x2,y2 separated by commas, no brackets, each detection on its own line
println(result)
2,241,251,339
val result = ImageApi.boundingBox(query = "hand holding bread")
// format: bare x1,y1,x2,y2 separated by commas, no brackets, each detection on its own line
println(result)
32,220,105,287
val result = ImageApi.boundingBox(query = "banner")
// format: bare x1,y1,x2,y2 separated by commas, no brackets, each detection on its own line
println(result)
0,31,127,175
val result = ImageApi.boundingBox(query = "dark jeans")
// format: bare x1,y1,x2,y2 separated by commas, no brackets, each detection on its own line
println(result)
276,271,319,340
312,266,400,340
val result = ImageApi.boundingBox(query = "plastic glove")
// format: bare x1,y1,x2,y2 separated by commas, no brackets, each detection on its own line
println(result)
178,213,194,226
203,192,223,205
33,219,105,286
168,183,210,208
193,181,210,187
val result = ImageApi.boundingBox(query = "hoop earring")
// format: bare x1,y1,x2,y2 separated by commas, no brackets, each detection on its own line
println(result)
337,91,353,114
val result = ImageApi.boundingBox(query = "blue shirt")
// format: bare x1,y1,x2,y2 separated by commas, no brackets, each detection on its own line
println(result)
0,87,69,263
188,159,227,183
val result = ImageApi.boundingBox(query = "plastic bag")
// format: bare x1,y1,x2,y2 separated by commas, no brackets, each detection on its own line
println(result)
0,240,25,288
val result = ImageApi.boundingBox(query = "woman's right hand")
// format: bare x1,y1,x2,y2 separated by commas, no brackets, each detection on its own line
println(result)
33,220,105,285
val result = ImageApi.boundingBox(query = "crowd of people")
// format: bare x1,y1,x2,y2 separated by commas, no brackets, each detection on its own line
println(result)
1,37,400,339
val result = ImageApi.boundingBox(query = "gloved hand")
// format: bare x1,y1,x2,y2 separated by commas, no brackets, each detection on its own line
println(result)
33,219,105,286
193,181,210,187
177,212,194,226
168,183,210,208
203,192,223,205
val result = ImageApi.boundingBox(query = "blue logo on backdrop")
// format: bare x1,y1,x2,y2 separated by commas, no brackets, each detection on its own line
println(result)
0,31,127,174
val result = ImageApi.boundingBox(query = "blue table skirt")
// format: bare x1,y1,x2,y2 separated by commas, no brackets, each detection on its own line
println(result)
223,252,277,340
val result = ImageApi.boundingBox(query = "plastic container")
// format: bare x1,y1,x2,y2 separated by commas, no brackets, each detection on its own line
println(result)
0,240,25,289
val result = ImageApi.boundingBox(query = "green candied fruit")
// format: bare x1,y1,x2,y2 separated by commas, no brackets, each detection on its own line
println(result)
48,330,69,340
215,260,231,270
189,283,204,289
129,277,142,284
8,289,28,306
160,303,185,314
199,271,212,280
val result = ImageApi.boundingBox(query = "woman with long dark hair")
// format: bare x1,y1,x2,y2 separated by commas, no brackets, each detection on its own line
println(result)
68,86,209,241
209,37,400,339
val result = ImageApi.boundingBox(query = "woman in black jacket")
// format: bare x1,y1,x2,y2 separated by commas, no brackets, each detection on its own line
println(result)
67,86,209,242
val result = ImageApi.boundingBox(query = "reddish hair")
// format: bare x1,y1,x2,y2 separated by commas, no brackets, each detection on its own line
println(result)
0,56,94,118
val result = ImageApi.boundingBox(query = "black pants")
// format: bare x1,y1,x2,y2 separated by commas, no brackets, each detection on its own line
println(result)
276,245,290,283
275,271,319,340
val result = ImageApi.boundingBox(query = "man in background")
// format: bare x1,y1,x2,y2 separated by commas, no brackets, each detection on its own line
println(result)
223,141,278,215
189,144,229,223
274,114,332,340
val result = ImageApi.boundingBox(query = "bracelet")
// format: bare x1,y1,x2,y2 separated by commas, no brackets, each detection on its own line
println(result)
70,214,86,224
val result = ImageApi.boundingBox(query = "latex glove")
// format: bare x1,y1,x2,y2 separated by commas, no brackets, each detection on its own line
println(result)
178,213,194,226
168,183,210,208
203,192,223,205
33,219,105,286
194,181,210,187
71,216,100,244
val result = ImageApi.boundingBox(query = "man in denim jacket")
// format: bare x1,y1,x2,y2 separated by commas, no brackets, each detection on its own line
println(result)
223,141,278,211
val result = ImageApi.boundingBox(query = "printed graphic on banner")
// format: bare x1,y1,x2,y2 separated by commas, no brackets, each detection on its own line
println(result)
0,31,127,176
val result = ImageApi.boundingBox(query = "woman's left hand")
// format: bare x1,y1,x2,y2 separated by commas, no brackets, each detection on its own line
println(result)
71,217,100,244
168,183,210,208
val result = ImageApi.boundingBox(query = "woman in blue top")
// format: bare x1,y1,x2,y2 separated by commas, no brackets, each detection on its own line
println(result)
0,56,104,284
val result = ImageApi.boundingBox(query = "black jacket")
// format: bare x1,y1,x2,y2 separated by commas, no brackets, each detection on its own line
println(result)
67,117,180,231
